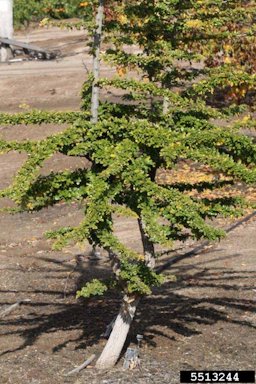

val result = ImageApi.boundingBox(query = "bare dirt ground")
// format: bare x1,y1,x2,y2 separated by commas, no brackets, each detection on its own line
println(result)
0,26,255,384
0,25,118,112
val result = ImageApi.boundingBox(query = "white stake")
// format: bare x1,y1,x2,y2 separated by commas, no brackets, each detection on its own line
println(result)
0,0,13,62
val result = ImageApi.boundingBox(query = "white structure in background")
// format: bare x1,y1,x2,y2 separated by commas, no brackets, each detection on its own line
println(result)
0,0,13,62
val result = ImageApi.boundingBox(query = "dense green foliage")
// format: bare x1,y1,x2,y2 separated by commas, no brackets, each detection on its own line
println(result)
14,0,92,27
0,110,88,125
2,0,256,301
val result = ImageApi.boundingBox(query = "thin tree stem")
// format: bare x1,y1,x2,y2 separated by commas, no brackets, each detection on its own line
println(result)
91,0,104,123
163,96,170,115
138,218,156,269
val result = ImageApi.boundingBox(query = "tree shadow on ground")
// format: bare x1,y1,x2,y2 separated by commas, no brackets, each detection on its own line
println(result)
0,245,255,358
135,278,255,346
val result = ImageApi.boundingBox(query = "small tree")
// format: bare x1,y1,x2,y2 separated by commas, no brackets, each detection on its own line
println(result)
0,0,256,370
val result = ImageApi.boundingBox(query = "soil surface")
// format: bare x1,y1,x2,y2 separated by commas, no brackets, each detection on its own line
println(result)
0,25,119,112
0,26,255,384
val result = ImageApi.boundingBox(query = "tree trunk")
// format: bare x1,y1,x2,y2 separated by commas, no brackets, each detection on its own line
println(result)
95,294,140,369
138,218,156,268
95,219,155,369
91,0,104,123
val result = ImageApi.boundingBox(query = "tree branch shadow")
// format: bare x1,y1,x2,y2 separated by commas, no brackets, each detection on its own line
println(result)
0,245,255,359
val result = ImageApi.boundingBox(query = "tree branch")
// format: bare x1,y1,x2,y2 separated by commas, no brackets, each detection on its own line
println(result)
66,354,96,376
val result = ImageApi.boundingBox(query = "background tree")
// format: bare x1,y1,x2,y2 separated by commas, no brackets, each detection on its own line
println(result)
0,0,256,370
13,0,93,28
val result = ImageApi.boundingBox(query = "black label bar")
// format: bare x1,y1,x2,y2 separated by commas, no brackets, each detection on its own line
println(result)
180,371,255,383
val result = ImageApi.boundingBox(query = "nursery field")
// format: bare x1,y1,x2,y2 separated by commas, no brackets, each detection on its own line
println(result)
0,26,255,384
0,26,95,112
